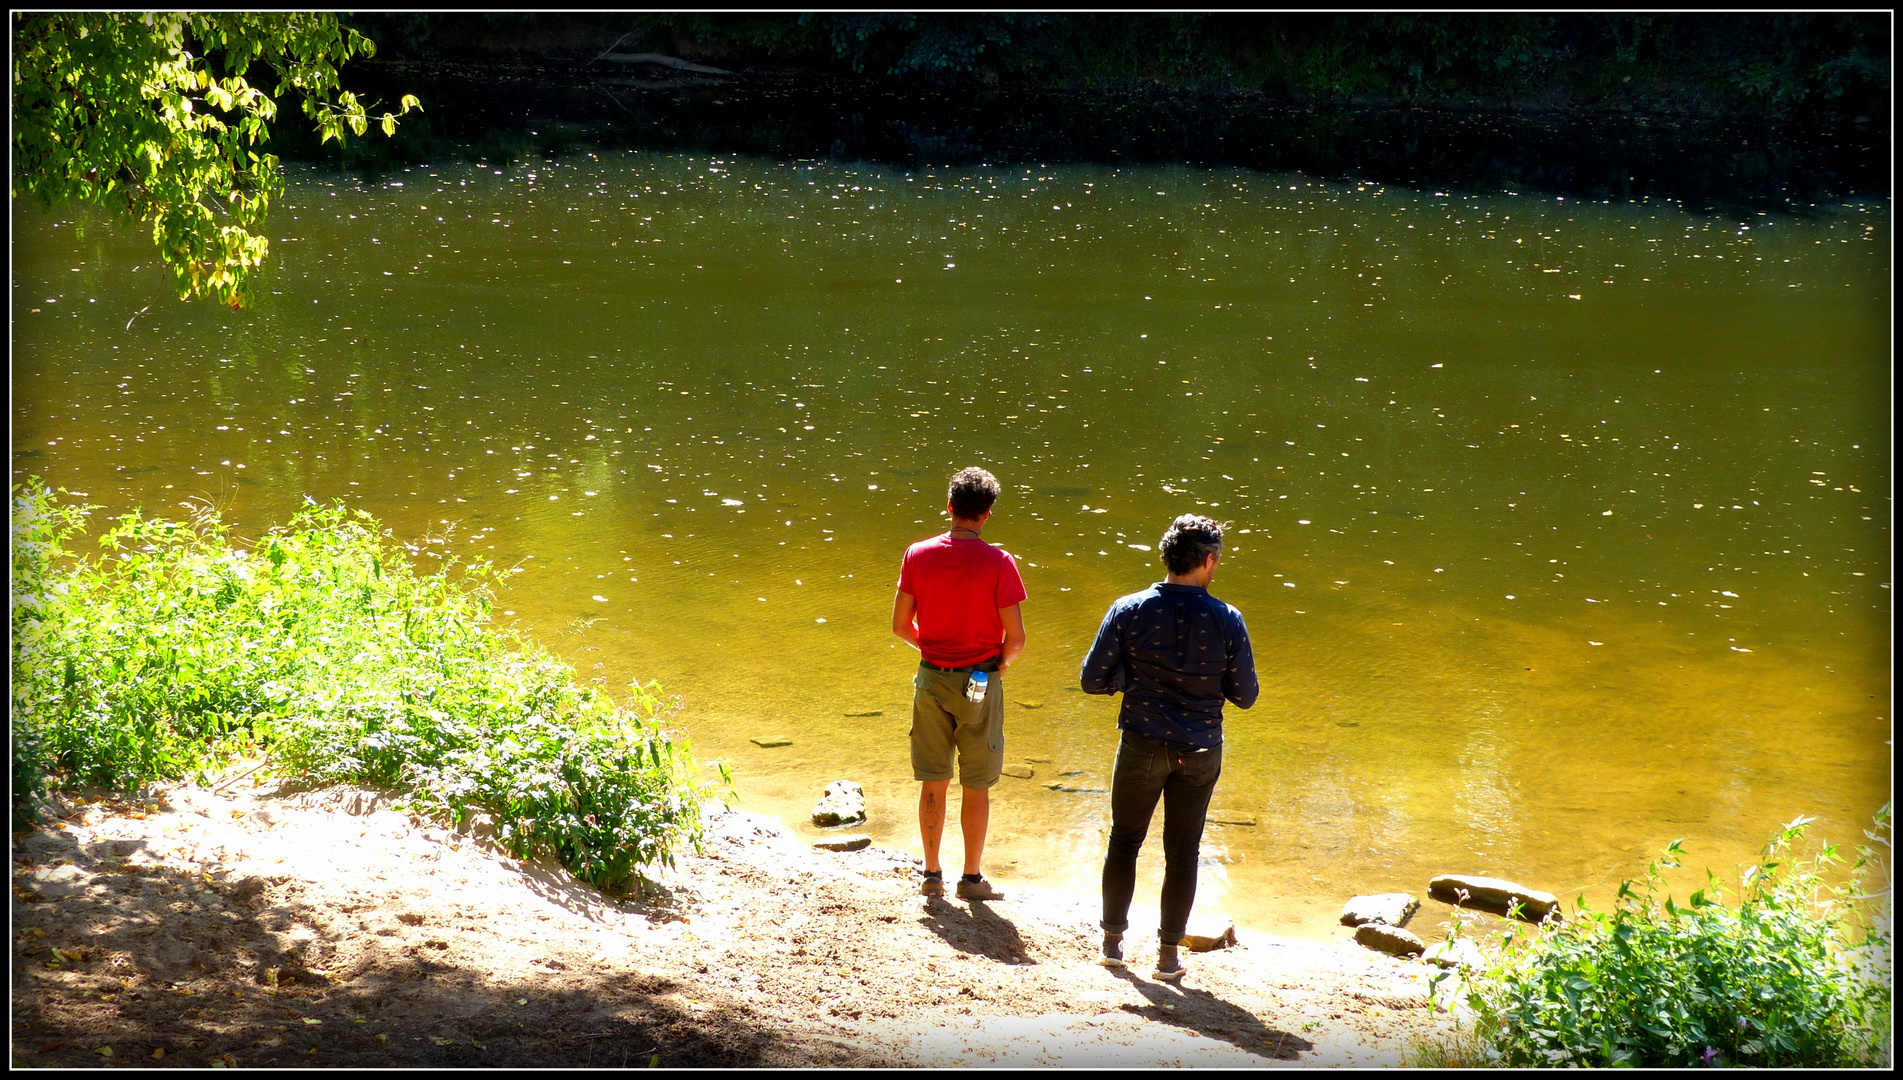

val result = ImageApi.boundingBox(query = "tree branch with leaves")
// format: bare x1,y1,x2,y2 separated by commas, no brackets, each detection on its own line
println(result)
11,11,418,308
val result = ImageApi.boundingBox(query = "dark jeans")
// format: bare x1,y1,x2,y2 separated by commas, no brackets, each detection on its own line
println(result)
1100,730,1223,940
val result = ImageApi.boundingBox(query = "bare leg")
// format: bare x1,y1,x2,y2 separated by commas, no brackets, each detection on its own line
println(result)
960,785,990,877
919,780,951,873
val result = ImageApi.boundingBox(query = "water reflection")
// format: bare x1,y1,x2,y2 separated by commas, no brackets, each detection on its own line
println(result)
11,152,1889,941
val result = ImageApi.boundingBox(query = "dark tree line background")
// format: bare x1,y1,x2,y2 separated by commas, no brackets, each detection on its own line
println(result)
342,13,1888,121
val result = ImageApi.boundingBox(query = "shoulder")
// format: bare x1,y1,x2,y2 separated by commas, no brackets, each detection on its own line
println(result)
1208,595,1248,629
904,535,947,559
1111,584,1162,613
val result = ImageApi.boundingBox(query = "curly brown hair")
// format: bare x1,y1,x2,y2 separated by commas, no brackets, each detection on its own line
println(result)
1160,514,1224,574
947,466,1001,519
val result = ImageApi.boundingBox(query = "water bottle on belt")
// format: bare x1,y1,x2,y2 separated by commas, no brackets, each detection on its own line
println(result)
965,669,989,704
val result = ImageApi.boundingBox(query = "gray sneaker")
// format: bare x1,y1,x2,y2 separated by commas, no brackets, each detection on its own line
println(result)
1152,943,1185,984
920,872,945,897
955,876,1004,901
1097,933,1126,968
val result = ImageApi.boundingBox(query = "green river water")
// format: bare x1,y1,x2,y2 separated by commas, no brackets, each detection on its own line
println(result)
12,153,1890,940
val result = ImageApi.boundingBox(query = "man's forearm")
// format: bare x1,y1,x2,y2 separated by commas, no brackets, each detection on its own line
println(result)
1078,616,1123,694
996,604,1026,672
892,589,922,651
1000,633,1026,671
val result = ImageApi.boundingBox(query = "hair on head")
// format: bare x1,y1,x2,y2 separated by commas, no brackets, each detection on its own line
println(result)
1160,513,1225,575
947,466,1001,520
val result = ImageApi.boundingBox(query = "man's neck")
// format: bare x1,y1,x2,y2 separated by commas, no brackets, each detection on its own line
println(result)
1164,575,1208,588
948,519,985,539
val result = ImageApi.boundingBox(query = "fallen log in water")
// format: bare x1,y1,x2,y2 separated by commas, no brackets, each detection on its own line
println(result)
598,75,727,90
595,51,734,76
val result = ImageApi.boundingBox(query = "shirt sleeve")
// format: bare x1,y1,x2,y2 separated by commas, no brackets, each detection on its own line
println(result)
995,549,1028,608
1223,604,1260,709
1079,601,1126,695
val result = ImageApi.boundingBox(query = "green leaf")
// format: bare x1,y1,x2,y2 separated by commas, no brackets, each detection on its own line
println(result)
10,12,410,308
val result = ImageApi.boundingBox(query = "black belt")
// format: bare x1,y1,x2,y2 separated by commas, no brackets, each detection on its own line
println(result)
922,657,1000,674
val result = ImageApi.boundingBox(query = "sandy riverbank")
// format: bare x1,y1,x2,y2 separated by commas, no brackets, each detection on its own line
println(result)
11,773,1459,1067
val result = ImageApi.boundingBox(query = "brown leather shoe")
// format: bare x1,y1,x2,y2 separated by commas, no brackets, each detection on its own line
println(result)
955,876,1004,901
1151,943,1186,984
919,872,945,897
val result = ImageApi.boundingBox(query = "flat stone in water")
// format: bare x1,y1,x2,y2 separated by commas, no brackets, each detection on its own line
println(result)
1354,923,1425,958
1207,809,1257,826
1000,764,1035,779
1013,700,1044,709
1340,893,1419,927
1428,874,1557,921
750,736,793,748
812,834,871,852
841,710,883,717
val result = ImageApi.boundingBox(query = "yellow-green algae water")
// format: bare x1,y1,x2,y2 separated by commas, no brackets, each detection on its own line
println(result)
13,153,1889,941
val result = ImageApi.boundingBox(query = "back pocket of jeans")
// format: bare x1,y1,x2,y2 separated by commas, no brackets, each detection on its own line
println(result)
1113,743,1151,778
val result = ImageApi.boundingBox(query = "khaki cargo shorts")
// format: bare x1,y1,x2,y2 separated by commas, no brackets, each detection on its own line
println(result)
910,662,1005,789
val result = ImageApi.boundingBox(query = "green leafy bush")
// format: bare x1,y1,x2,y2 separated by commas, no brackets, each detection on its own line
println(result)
1420,809,1892,1068
9,479,726,892
11,13,419,308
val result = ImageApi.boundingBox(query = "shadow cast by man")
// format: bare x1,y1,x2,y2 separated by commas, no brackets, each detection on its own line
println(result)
916,896,1033,965
1109,966,1313,1061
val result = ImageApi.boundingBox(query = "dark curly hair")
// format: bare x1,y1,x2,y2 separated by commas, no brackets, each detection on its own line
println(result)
1160,514,1224,575
947,466,1001,520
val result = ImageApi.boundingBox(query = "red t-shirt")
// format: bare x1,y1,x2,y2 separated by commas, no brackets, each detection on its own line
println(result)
896,534,1028,668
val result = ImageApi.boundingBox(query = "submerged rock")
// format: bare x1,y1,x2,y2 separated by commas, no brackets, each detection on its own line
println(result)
1354,922,1426,958
812,834,871,852
1206,809,1257,826
1340,893,1419,928
1000,764,1035,780
1180,913,1237,952
751,736,793,748
810,780,867,827
1428,874,1557,921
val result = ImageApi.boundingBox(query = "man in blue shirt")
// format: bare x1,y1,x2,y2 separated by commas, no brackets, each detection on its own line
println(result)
1079,514,1258,983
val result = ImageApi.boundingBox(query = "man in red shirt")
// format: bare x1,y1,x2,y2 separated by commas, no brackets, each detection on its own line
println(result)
892,466,1027,901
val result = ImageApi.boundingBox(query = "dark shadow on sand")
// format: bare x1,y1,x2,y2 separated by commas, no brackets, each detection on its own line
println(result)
10,805,886,1069
916,896,1034,965
1108,967,1314,1061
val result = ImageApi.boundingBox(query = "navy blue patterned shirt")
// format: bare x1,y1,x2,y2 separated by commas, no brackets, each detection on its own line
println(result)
1079,582,1258,749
